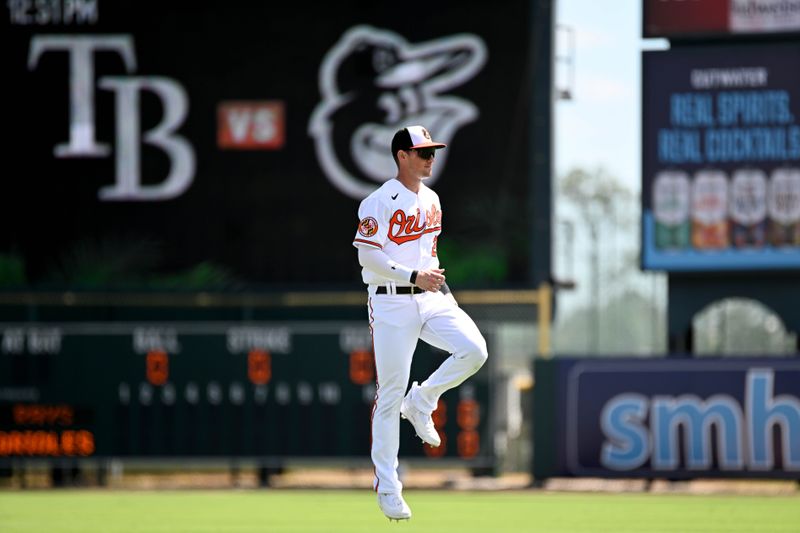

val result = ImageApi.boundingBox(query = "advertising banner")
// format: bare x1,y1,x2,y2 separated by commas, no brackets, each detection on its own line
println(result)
643,0,800,39
641,43,800,271
3,0,538,290
533,358,800,480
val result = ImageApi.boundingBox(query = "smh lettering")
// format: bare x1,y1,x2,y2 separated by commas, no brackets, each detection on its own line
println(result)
600,369,800,472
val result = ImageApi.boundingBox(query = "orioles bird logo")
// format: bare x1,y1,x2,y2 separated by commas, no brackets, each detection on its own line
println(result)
309,25,487,200
358,216,379,238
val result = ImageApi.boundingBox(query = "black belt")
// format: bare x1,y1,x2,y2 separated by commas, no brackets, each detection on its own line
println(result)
375,286,422,295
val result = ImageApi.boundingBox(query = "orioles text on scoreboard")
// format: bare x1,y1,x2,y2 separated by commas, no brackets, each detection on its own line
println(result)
0,403,95,456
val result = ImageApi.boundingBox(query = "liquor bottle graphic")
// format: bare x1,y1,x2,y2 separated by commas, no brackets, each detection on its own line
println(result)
691,170,729,250
653,171,690,249
729,169,767,248
767,168,800,247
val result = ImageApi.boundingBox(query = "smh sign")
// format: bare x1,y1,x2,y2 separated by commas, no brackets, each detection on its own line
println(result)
600,369,800,472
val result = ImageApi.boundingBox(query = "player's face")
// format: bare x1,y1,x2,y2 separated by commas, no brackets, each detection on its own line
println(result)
408,148,436,179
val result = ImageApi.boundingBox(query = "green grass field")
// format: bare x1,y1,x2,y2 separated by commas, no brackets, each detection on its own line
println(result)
0,489,798,532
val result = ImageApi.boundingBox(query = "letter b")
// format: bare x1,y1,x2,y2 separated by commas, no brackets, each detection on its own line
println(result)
98,76,195,201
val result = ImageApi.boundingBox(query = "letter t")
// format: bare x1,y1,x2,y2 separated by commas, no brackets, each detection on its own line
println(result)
28,35,137,158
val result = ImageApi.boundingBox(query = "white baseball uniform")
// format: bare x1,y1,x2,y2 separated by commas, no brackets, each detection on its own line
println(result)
353,177,488,495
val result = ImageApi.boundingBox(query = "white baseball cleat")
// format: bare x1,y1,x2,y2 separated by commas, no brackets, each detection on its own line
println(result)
400,382,441,447
377,492,412,521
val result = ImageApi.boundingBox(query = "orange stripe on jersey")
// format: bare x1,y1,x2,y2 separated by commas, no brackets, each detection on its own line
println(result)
368,297,380,492
354,239,382,249
387,226,441,245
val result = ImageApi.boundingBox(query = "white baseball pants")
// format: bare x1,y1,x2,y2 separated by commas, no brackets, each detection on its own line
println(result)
367,287,488,494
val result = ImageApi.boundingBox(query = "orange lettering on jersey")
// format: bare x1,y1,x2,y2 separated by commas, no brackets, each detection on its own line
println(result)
402,209,426,235
388,205,442,245
426,204,442,227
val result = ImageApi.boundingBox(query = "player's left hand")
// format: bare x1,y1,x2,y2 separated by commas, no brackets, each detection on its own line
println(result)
415,268,446,292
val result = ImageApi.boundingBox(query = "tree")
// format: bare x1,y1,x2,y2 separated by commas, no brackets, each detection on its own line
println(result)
554,167,666,354
554,289,666,354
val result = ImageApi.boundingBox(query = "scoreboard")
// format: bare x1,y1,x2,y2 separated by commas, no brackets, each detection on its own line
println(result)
0,322,492,465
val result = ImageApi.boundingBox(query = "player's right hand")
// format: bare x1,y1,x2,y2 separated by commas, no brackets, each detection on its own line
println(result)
415,268,445,292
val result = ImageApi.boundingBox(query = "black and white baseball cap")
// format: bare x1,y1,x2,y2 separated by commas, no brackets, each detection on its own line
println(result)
391,126,447,156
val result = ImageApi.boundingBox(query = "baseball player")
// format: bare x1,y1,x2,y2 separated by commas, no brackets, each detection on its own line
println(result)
353,126,488,521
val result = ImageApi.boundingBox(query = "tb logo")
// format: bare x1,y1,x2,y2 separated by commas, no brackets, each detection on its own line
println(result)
29,35,195,201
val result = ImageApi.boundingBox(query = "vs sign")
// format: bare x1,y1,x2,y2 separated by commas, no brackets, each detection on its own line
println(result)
28,35,195,201
217,101,285,150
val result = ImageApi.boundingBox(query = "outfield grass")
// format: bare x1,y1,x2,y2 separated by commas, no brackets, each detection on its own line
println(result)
0,489,798,532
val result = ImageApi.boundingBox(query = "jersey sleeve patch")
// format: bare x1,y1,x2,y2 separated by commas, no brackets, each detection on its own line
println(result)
358,217,379,238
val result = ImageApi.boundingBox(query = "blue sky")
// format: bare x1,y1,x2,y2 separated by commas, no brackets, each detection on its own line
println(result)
551,1,670,325
555,0,668,190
